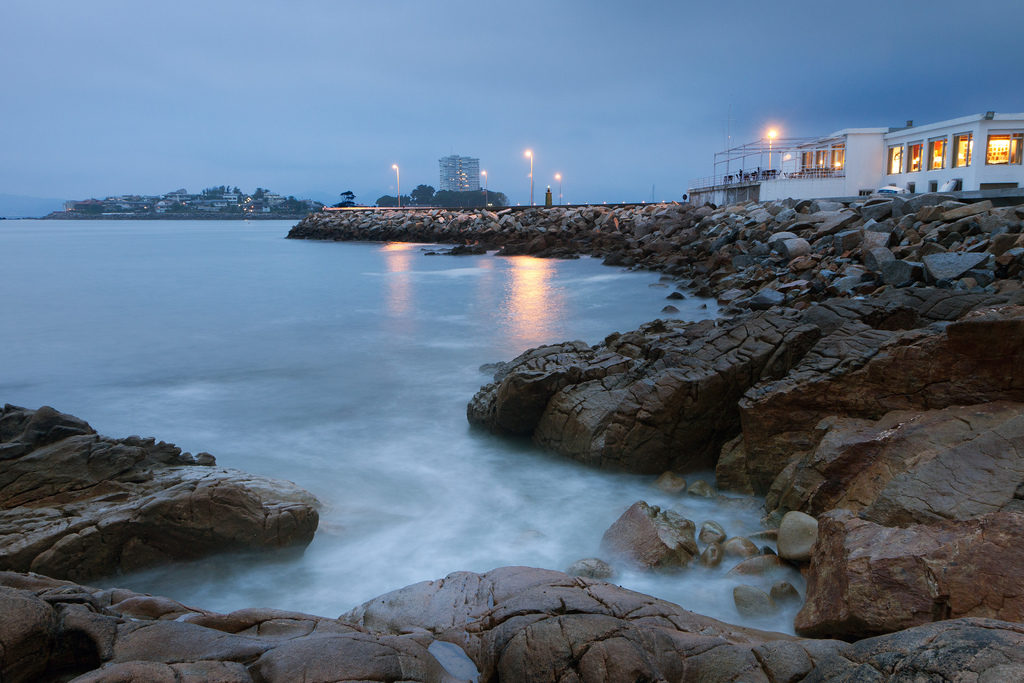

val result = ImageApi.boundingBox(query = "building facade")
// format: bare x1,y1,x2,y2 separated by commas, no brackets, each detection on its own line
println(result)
438,155,481,192
690,112,1024,204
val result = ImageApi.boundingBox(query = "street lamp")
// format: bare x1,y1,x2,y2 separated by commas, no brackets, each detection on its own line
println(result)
392,164,400,207
524,149,534,206
767,129,778,171
482,169,488,207
554,173,562,205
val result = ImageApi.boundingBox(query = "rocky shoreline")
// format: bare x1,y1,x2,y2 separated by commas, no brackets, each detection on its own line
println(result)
5,196,1024,680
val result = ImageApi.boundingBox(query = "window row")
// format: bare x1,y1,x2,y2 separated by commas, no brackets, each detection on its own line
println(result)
887,132,1023,174
800,144,845,171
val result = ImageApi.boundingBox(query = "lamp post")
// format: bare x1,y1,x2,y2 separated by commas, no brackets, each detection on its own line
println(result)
481,169,488,207
767,129,778,171
392,164,400,207
524,149,534,206
554,173,562,205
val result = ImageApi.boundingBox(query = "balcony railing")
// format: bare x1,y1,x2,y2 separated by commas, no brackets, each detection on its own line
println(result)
689,167,846,191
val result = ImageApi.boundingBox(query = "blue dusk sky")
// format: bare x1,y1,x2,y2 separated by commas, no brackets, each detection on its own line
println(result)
2,0,1023,206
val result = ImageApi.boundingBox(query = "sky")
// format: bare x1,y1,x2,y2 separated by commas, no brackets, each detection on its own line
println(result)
2,0,1023,206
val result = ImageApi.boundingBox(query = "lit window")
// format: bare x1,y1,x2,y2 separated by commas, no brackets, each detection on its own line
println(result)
1014,134,1024,165
908,142,923,172
987,134,1011,164
928,137,946,170
888,145,903,174
815,149,828,167
831,144,845,170
801,151,814,170
953,133,973,167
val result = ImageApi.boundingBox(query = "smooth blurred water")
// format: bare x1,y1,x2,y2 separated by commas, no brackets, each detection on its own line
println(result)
0,219,801,632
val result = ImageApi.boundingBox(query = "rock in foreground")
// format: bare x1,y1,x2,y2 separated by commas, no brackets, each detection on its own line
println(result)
0,404,319,582
4,567,1024,681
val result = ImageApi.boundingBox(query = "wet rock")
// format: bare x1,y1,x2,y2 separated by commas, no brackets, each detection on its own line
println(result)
796,510,1024,639
599,501,697,569
653,471,687,493
687,480,715,497
722,536,760,559
733,585,776,617
0,405,319,582
727,554,786,577
777,511,818,562
661,304,679,313
770,581,801,606
698,520,727,545
566,557,616,579
699,542,723,568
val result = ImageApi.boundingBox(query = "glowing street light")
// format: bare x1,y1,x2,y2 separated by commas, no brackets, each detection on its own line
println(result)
524,149,534,206
767,129,778,171
392,164,401,207
482,169,488,207
554,173,562,205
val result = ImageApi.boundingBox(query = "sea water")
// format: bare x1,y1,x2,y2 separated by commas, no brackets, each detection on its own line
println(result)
0,219,802,632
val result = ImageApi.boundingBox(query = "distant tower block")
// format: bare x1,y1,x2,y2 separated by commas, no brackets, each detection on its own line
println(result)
439,155,481,192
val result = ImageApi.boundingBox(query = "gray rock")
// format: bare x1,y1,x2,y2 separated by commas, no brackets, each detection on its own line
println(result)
880,259,922,285
749,288,785,310
862,247,895,272
733,585,776,617
777,511,818,562
566,557,616,579
776,238,811,259
923,252,989,282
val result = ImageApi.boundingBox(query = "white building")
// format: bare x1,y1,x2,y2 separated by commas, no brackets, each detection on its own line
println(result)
689,112,1024,204
438,155,481,192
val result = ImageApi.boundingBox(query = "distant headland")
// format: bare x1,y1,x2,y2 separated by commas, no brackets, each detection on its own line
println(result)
42,186,325,219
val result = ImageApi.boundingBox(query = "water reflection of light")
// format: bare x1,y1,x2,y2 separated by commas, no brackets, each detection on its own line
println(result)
503,256,562,348
382,242,415,317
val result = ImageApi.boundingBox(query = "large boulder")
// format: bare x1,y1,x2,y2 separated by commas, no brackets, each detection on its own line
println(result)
731,303,1024,493
767,402,1024,524
599,501,697,569
795,510,1024,638
0,571,459,683
470,313,821,472
0,405,319,581
5,567,1024,681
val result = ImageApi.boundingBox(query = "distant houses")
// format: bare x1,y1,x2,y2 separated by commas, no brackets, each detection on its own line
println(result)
60,186,323,217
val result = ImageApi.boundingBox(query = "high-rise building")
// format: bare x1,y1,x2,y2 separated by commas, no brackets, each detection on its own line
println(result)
438,155,481,192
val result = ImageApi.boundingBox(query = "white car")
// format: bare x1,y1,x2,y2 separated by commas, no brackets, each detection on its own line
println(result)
875,185,909,195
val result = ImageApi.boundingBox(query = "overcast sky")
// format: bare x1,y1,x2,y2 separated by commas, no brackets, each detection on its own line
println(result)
2,0,1022,205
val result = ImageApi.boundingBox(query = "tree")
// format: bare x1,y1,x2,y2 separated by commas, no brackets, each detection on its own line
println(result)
409,184,435,206
336,190,356,207
432,189,508,208
376,194,411,207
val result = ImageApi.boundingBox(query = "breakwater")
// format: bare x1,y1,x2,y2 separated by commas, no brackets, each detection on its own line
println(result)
289,195,1024,316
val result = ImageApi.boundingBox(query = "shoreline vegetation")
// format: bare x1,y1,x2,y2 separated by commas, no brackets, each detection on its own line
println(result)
5,194,1024,680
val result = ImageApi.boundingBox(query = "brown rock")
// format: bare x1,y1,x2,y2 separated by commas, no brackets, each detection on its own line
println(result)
599,501,697,569
768,402,1024,525
722,536,760,559
795,510,1024,638
652,471,686,494
0,405,319,582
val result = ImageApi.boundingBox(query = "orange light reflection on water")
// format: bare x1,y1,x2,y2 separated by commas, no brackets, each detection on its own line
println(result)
503,256,562,349
382,242,415,317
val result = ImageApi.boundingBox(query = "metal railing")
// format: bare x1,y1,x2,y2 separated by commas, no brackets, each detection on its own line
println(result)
689,167,846,191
